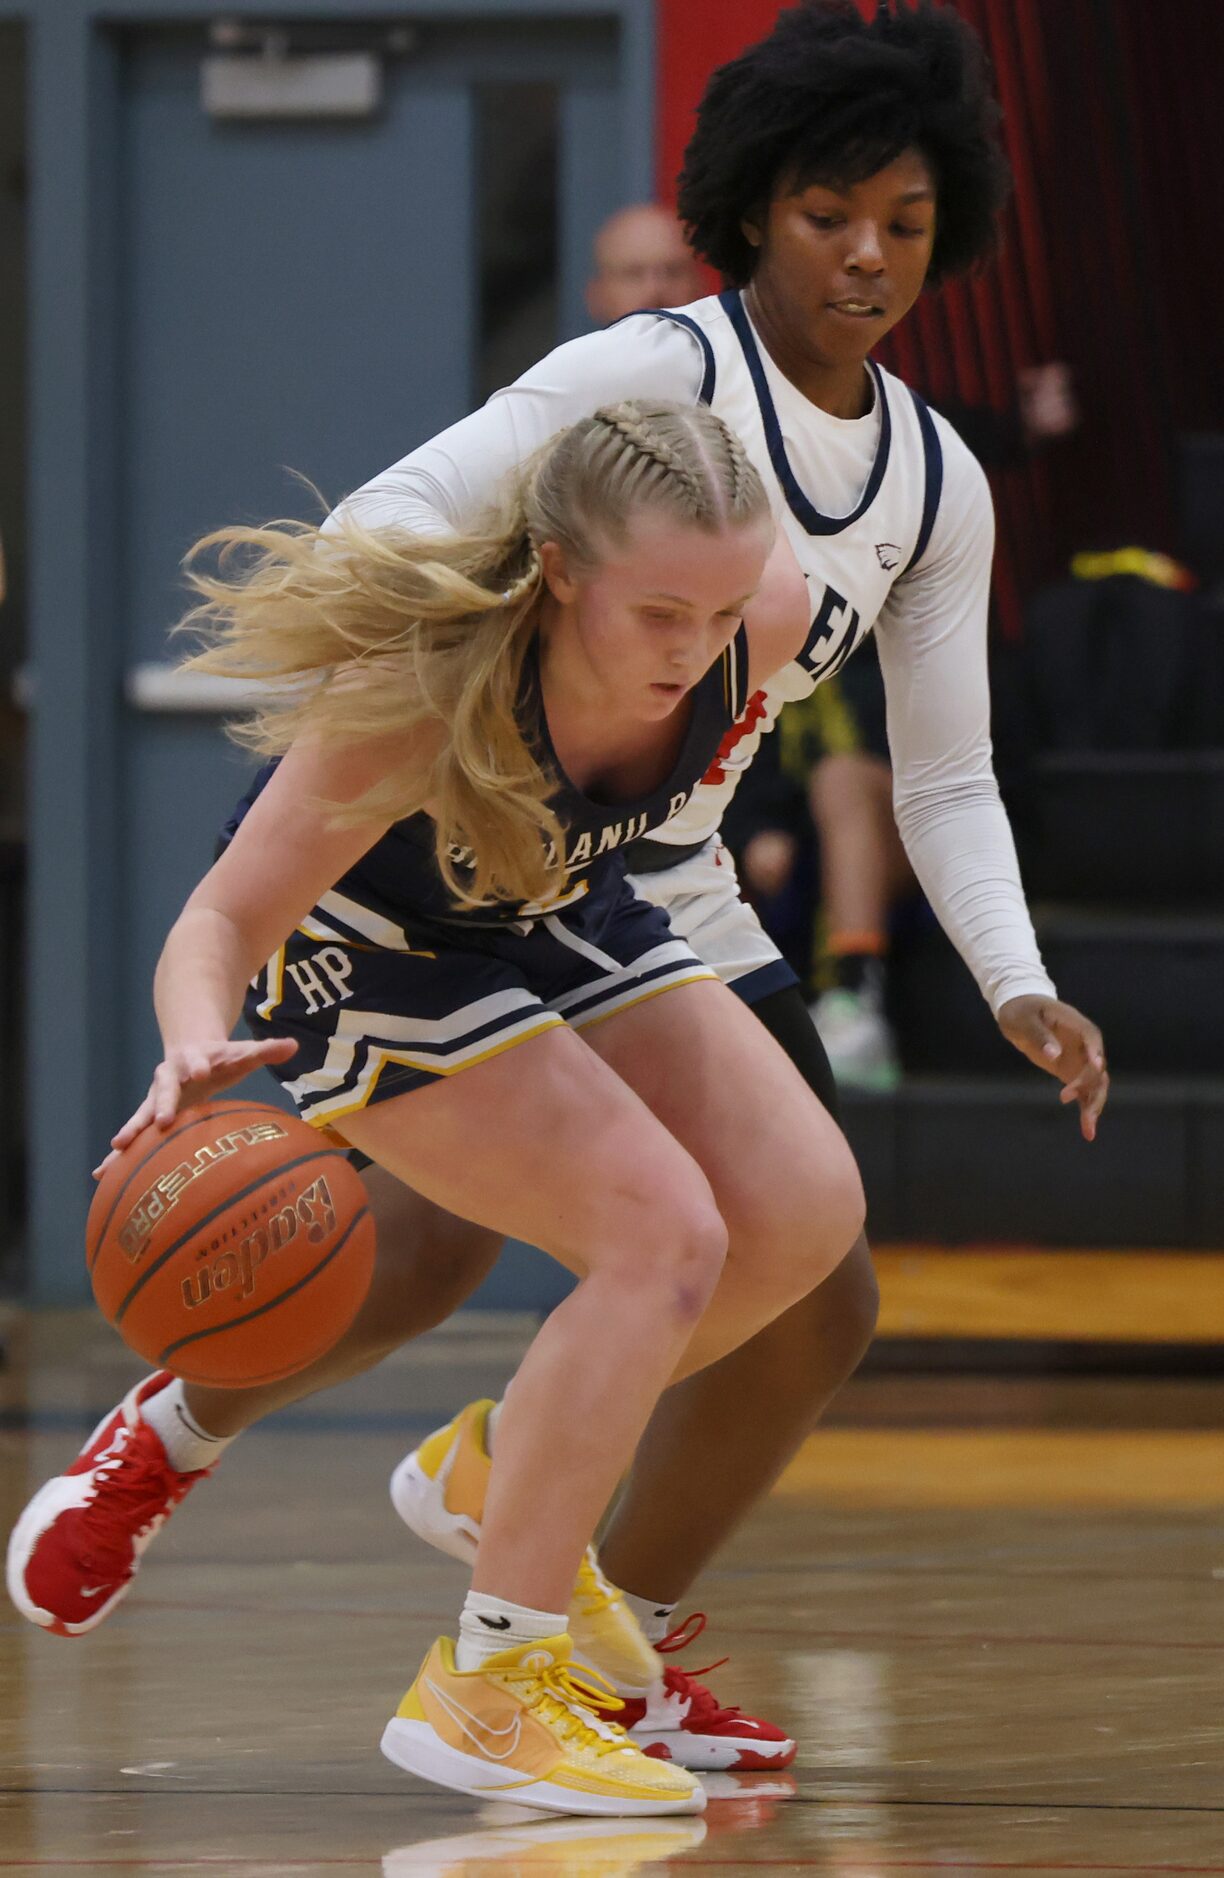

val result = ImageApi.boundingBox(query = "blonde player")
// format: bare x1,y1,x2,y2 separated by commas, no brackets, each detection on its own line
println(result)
14,402,865,1812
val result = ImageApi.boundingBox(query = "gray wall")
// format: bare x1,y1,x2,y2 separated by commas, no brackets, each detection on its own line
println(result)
0,23,26,835
11,0,656,1301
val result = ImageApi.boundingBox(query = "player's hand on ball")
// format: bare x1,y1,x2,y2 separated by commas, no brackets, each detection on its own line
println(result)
995,996,1109,1142
93,1037,299,1177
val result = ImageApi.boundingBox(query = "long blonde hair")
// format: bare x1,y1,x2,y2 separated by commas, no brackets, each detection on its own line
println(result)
182,400,768,907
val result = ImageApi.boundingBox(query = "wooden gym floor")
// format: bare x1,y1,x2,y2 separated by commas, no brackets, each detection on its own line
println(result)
1,1297,1222,1877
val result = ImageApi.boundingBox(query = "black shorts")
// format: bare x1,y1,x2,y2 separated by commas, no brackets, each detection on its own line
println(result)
245,877,714,1139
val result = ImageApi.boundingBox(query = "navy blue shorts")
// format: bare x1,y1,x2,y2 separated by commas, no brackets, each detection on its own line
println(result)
245,879,715,1139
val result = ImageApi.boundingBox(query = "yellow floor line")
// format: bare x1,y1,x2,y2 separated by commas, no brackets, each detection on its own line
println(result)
874,1246,1224,1343
777,1426,1224,1507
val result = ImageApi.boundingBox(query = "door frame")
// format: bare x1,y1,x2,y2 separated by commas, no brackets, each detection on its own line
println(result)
7,0,656,1298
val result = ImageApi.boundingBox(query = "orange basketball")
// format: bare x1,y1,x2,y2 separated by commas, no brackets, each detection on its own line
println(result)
86,1099,376,1388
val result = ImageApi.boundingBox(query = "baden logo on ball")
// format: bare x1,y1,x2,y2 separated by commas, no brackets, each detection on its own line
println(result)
180,1171,338,1310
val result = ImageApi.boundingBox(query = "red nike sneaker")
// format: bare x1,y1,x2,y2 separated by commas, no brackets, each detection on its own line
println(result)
599,1614,797,1772
6,1371,212,1636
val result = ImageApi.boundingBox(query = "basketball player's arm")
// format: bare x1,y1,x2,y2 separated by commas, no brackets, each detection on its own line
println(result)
875,429,1108,1138
324,317,707,538
101,733,404,1170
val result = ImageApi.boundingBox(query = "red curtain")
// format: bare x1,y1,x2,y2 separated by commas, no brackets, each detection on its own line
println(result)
1037,0,1224,552
657,1,785,226
654,0,1224,632
874,0,1061,637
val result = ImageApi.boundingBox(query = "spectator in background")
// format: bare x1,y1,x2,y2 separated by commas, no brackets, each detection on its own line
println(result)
935,360,1080,468
1017,361,1079,444
585,203,705,327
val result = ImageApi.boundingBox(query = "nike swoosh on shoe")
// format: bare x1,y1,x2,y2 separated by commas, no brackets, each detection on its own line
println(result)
424,1677,524,1763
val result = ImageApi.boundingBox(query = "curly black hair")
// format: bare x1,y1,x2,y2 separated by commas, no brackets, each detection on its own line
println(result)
677,0,1011,287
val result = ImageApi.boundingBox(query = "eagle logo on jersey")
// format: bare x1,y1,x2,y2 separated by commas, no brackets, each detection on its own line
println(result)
875,542,901,570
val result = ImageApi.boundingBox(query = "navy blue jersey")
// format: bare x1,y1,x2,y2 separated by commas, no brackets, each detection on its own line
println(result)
222,624,750,929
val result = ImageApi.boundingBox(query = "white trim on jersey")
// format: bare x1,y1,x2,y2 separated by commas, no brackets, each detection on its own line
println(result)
284,989,557,1120
255,946,285,1022
646,291,938,850
546,937,705,1012
316,888,433,954
568,963,718,1032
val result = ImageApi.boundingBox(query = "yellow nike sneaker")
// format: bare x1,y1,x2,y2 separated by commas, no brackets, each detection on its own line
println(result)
380,1634,705,1818
569,1548,664,1697
390,1402,661,1694
390,1400,493,1565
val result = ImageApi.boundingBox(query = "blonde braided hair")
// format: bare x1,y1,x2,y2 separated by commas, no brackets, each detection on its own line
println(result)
590,406,713,513
180,399,768,908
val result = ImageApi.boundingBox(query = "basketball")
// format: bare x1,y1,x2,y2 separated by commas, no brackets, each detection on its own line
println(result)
86,1099,376,1388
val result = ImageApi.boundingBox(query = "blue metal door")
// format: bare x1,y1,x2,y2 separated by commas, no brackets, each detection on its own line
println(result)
25,8,643,1298
117,20,622,1106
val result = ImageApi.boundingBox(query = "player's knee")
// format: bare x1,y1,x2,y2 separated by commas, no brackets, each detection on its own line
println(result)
337,1263,446,1356
352,1189,500,1345
663,1197,730,1324
797,1232,880,1375
821,1150,867,1274
751,1144,865,1302
366,1258,483,1341
608,1175,728,1326
835,1235,881,1356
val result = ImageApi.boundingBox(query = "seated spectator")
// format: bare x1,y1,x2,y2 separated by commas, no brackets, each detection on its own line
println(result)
585,203,705,327
933,361,1079,467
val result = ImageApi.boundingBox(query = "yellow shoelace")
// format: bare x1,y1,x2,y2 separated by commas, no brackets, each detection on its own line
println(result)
572,1550,621,1619
505,1658,629,1757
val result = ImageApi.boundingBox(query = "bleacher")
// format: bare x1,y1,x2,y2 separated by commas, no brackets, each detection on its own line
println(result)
848,437,1224,1258
850,748,1224,1249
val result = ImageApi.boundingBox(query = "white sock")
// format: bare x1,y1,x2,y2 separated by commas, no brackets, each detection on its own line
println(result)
455,1591,567,1671
623,1591,677,1646
141,1378,236,1474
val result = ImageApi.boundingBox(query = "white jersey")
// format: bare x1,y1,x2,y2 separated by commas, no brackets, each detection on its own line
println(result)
330,292,1056,1015
651,291,944,846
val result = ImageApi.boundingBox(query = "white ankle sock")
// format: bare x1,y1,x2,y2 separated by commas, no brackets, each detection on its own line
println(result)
141,1378,236,1474
455,1591,567,1671
623,1591,677,1646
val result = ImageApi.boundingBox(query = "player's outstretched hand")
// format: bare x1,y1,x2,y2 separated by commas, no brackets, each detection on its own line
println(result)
995,995,1109,1142
92,1037,299,1178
